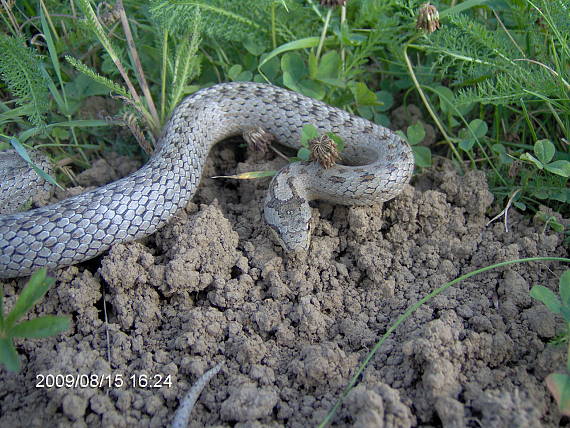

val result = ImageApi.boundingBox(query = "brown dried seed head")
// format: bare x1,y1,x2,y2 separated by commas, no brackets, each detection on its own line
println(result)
320,0,347,7
121,112,153,155
416,3,441,33
310,135,341,169
243,127,274,153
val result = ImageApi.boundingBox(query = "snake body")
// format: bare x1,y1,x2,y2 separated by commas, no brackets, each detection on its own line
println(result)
0,82,413,279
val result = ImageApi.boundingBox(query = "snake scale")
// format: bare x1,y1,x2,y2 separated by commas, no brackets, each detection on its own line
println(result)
0,82,413,279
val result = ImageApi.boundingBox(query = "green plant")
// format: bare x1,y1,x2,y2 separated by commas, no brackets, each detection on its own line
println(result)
0,268,70,372
407,0,569,215
397,122,432,168
0,1,113,183
530,270,570,416
0,34,49,127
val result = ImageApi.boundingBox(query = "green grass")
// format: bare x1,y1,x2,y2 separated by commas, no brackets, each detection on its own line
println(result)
0,268,70,372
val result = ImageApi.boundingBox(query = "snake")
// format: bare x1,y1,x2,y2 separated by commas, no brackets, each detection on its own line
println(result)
0,82,414,279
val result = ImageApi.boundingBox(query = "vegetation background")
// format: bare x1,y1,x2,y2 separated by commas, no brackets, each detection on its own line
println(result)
0,0,569,421
0,0,568,235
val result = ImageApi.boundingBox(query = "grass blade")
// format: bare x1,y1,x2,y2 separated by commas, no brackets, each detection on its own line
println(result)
0,338,20,372
4,269,55,329
10,316,70,338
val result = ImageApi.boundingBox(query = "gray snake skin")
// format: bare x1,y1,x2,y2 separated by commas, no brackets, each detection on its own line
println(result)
0,82,413,279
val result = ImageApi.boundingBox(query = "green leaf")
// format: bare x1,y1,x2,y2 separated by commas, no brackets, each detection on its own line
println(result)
10,316,70,338
373,113,390,127
440,0,491,17
4,268,55,328
534,139,556,164
492,143,506,154
258,55,280,82
520,152,543,169
296,79,325,99
413,146,432,168
529,285,561,314
544,160,570,178
282,52,308,91
40,5,68,113
433,85,455,115
258,37,321,79
546,373,570,416
395,130,407,141
298,147,311,161
375,91,393,112
559,271,570,307
356,105,373,120
19,119,110,143
51,127,70,140
548,219,565,232
326,133,345,152
407,123,425,145
0,338,20,372
459,139,475,152
301,124,320,147
243,37,265,56
468,119,488,139
315,51,341,84
351,82,377,106
9,137,62,191
560,306,570,324
228,64,243,80
512,201,526,211
316,51,339,79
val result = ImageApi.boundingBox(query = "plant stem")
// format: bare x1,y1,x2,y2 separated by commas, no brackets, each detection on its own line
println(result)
116,0,160,135
567,325,570,373
340,4,346,70
271,2,277,49
316,8,332,60
160,29,168,123
403,40,463,168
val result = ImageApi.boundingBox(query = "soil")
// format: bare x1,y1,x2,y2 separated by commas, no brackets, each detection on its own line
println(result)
0,142,568,428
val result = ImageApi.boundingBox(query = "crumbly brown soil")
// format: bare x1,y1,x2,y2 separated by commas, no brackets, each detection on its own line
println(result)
0,144,568,428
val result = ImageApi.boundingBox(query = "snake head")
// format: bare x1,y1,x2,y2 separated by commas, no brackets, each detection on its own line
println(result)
264,165,312,252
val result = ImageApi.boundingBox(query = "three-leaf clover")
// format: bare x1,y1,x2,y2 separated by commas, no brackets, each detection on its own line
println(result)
520,139,570,178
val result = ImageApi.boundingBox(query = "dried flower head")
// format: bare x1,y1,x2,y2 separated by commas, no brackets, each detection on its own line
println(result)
320,0,347,7
310,135,341,169
122,112,153,155
97,2,121,26
416,3,441,33
243,127,274,152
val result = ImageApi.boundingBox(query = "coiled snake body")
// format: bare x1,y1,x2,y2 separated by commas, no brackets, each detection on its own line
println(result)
0,82,413,279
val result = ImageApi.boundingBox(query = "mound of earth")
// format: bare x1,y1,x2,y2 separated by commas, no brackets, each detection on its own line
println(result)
0,144,567,427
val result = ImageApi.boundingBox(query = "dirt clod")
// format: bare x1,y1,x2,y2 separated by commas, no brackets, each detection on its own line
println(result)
0,145,567,427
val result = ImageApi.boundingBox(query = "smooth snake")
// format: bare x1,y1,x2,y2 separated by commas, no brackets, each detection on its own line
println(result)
0,82,414,279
